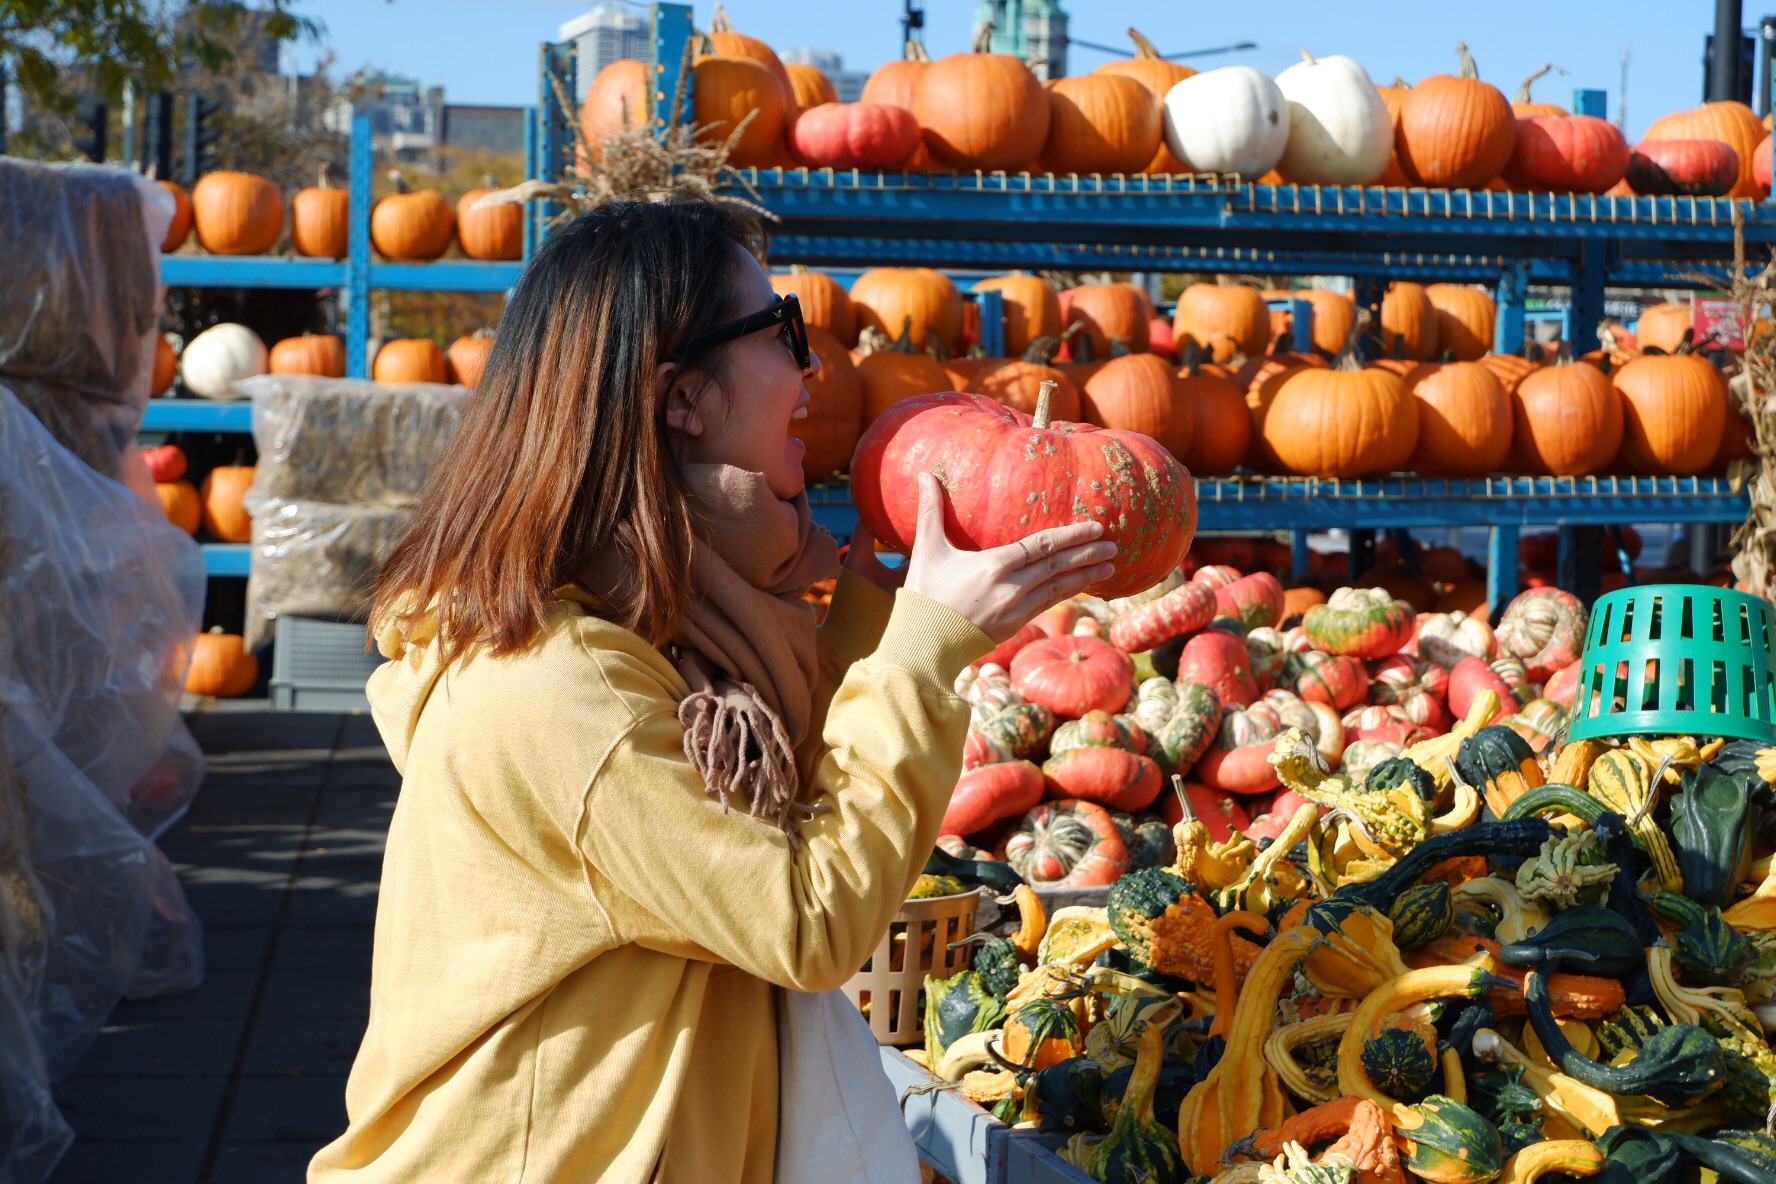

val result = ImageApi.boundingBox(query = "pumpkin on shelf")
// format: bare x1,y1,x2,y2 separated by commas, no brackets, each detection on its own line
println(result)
790,102,922,170
1082,352,1194,462
144,443,187,484
185,628,260,699
785,62,837,111
1273,51,1393,185
1066,282,1156,358
1041,73,1162,176
181,323,268,400
456,181,523,261
1264,337,1419,479
772,266,856,347
200,465,256,543
1642,99,1769,197
445,330,496,389
971,273,1062,357
1636,303,1691,353
854,318,953,427
156,480,201,535
1381,282,1442,361
1267,289,1357,357
965,332,1082,422
1093,28,1194,174
371,171,455,261
191,170,284,255
1403,360,1512,477
1612,351,1728,475
373,338,448,384
1504,114,1629,193
859,42,931,169
1626,139,1741,197
1510,64,1568,118
1176,347,1251,476
1394,43,1517,189
705,3,798,126
850,267,963,356
1162,64,1291,178
158,179,193,252
291,165,350,259
269,333,346,378
1237,331,1329,472
912,28,1049,173
1508,357,1623,476
1425,284,1497,362
151,333,178,395
794,325,864,480
1173,282,1269,364
692,37,788,168
577,59,651,164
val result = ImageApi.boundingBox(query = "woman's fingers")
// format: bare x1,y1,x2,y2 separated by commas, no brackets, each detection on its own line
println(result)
1013,559,1119,623
995,520,1105,570
1015,539,1119,587
911,473,949,558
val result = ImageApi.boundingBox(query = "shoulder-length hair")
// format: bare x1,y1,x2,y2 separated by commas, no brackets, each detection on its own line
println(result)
373,196,760,661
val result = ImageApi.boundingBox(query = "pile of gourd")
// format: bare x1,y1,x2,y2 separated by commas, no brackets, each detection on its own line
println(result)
919,575,1776,1183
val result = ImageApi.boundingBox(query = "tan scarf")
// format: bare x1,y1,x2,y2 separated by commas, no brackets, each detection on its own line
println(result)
670,464,841,847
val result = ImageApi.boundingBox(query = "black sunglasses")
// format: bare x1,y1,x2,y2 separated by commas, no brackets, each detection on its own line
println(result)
673,293,811,372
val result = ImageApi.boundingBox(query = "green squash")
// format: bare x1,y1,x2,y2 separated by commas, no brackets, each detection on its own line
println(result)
1342,818,1556,913
1360,1014,1440,1100
1496,905,1643,978
1099,1058,1197,1132
1715,1130,1776,1179
975,701,1056,761
1026,1056,1105,1135
1367,756,1439,803
1454,725,1544,814
1499,782,1607,825
1112,811,1178,871
1669,761,1759,908
1005,995,1084,1069
1466,1062,1545,1154
1146,681,1223,775
1089,1026,1184,1184
1717,1033,1776,1116
1395,1095,1504,1184
909,873,972,899
1597,1126,1776,1184
1106,867,1193,976
922,970,1007,1068
1388,880,1454,948
1523,970,1726,1108
1648,890,1755,987
1595,1004,1666,1061
970,934,1024,1000
924,845,1024,895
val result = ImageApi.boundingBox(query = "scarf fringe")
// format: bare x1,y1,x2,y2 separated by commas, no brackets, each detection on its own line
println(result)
678,681,826,851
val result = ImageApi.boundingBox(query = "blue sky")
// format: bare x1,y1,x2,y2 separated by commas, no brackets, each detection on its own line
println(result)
287,1,1730,143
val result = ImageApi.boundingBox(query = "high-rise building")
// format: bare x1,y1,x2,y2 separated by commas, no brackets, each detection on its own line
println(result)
779,48,869,103
974,0,1068,80
559,4,651,104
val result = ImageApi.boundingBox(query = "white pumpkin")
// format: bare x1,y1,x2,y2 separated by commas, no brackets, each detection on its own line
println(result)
1416,610,1499,670
180,323,268,400
1274,51,1393,184
1162,66,1290,178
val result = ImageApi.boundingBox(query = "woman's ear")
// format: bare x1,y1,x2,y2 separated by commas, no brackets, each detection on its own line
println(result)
657,362,703,437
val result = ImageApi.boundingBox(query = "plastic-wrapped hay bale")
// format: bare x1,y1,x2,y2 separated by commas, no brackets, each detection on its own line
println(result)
244,500,417,651
237,374,468,509
0,158,171,479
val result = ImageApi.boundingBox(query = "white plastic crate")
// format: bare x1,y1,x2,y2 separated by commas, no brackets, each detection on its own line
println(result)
268,616,381,712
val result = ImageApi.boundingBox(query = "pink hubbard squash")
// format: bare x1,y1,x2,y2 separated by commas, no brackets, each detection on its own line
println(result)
1447,655,1514,723
1177,630,1261,707
1010,635,1134,717
943,760,1046,835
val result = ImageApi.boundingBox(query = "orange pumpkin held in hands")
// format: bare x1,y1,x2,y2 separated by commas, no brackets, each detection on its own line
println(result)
912,24,1051,172
192,171,284,255
374,338,448,384
186,627,259,698
269,333,346,378
292,165,349,258
456,183,522,261
201,465,256,543
794,325,864,480
371,171,454,261
445,331,496,388
1394,42,1516,189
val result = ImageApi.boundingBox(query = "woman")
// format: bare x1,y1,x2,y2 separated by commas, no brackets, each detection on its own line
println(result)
309,198,1115,1183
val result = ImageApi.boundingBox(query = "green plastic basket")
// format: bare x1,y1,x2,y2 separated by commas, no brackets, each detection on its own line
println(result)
1568,585,1776,744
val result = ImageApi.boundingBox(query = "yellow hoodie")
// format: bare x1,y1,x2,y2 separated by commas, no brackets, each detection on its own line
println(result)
308,572,987,1184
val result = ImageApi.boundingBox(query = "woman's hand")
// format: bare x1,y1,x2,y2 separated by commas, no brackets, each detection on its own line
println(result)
842,519,908,594
901,473,1117,643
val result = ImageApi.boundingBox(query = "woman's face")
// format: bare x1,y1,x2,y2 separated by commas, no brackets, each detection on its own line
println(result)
662,244,819,500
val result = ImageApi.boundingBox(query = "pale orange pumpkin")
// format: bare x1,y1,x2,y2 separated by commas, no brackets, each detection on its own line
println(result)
693,51,786,168
1644,100,1770,198
1613,352,1728,474
191,171,284,255
1041,73,1161,175
1264,351,1419,477
1477,350,1542,397
1173,283,1270,364
850,268,963,354
1094,28,1194,174
186,627,259,698
200,465,256,543
911,25,1050,172
160,180,193,252
1402,360,1512,476
1508,360,1623,475
1068,282,1155,357
1238,336,1329,472
157,480,201,535
446,331,496,388
1394,43,1517,189
269,333,346,377
1511,65,1569,118
374,338,448,384
1376,77,1413,186
1425,284,1497,361
1082,352,1194,461
772,266,857,346
857,327,953,427
152,333,177,395
1177,349,1251,475
1268,290,1357,357
371,172,454,261
1636,302,1691,353
456,185,522,261
967,357,1081,422
795,325,864,479
1381,281,1441,361
787,63,838,110
706,3,799,128
972,273,1062,357
579,59,652,165
291,165,349,259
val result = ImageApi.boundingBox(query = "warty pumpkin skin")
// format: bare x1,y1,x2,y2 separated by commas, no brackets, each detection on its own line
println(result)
1094,28,1194,174
1424,284,1497,362
793,325,864,480
1508,361,1623,476
1403,360,1512,477
1264,353,1419,478
912,29,1050,172
1643,99,1770,198
850,267,964,355
692,53,786,167
1042,74,1161,175
1612,352,1728,475
191,171,285,255
1173,283,1269,364
1381,282,1441,361
1082,353,1195,462
291,166,349,258
1394,43,1517,189
578,59,652,164
772,267,857,347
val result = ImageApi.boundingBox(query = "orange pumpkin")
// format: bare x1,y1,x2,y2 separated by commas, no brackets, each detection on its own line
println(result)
857,332,953,427
850,268,963,355
1174,283,1270,364
693,52,786,168
157,480,201,535
1094,28,1194,174
911,25,1050,171
1376,77,1413,186
1381,281,1441,360
1041,73,1161,175
772,267,857,346
967,355,1081,422
1636,302,1691,353
160,180,193,252
1613,352,1728,474
943,356,996,391
1477,350,1542,397
1394,44,1517,189
1082,353,1194,461
191,171,284,255
371,172,454,261
1264,353,1419,478
862,41,929,109
446,331,496,388
269,333,346,377
1402,360,1512,477
706,3,799,128
1425,284,1497,361
152,333,177,395
186,627,259,698
456,185,522,261
579,59,652,164
1238,336,1329,472
1510,362,1622,477
1715,406,1757,472
972,273,1062,357
1644,100,1770,198
373,338,448,384
1068,283,1156,358
1511,65,1569,118
291,165,349,259
1177,350,1251,475
787,63,838,110
796,325,864,479
200,465,256,543
1268,290,1357,357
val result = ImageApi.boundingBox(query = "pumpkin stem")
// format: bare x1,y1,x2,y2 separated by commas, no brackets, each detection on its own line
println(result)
709,1,734,34
387,169,409,195
1391,76,1407,88
1514,63,1565,104
1300,50,1316,67
317,163,332,189
1170,774,1198,823
1333,310,1371,371
1025,320,1082,364
1108,338,1133,358
906,39,930,63
1034,380,1057,429
1127,27,1163,60
482,172,497,189
972,21,995,54
890,315,918,354
1455,41,1480,80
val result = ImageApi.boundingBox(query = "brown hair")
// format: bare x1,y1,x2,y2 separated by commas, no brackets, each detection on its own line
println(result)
373,197,761,661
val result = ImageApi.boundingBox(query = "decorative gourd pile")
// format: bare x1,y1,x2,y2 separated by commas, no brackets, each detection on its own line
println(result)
917,561,1776,1183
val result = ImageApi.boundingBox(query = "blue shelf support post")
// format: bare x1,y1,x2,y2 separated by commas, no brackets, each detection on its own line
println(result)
652,3,695,137
346,112,372,379
1571,241,1608,355
1288,298,1313,354
536,41,577,247
1488,525,1521,615
523,104,538,260
1495,259,1529,355
977,289,1005,358
1291,531,1311,582
1573,88,1608,118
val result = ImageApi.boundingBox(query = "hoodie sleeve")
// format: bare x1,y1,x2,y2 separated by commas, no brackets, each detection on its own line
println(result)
796,569,895,775
576,588,988,993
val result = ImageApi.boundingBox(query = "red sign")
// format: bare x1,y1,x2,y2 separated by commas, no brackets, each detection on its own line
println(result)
1691,295,1746,352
